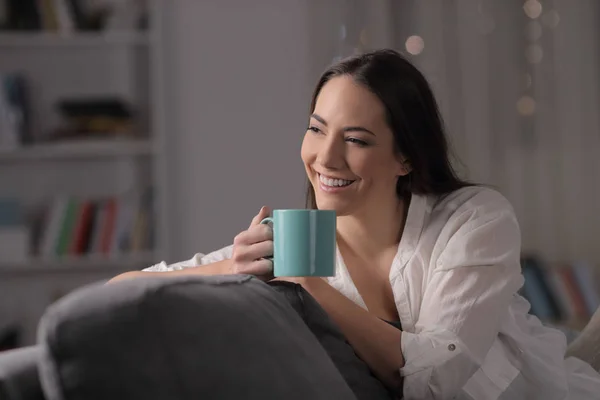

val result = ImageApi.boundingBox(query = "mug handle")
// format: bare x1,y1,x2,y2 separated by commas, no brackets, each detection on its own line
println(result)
260,217,274,261
260,217,273,226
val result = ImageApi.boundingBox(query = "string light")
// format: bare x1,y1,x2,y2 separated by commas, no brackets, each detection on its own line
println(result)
518,0,547,117
541,10,560,28
517,96,536,116
526,44,543,64
405,35,424,55
523,0,543,19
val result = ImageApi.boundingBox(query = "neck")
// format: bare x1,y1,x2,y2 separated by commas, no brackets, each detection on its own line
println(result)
336,195,409,260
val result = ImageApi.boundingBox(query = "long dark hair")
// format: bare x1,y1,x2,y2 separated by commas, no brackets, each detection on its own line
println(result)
305,49,472,209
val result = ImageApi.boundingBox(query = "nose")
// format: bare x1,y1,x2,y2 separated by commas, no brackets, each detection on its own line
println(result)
317,135,346,170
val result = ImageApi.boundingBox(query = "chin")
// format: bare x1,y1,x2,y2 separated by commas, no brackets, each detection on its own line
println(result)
315,198,353,216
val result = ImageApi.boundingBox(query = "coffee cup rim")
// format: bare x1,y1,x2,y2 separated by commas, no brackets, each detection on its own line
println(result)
272,209,336,213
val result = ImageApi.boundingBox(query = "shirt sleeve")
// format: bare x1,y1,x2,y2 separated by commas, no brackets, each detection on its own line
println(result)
400,195,524,400
142,245,234,272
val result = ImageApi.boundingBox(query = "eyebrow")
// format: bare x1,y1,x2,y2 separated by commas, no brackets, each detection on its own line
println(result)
310,113,376,136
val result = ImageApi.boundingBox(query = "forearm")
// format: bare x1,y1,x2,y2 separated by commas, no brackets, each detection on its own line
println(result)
301,278,405,389
108,259,232,283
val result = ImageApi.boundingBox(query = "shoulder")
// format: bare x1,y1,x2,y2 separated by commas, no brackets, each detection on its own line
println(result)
426,186,521,269
429,185,517,231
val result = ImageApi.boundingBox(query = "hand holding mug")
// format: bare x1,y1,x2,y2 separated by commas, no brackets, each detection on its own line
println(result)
230,206,274,279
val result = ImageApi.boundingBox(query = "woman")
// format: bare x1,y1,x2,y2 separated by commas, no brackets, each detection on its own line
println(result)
112,49,600,399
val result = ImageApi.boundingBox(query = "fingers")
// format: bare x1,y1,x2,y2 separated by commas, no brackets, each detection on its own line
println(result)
250,206,271,227
232,239,273,263
234,224,272,246
240,258,273,277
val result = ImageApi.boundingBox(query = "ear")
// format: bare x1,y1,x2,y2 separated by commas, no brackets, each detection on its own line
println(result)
396,157,412,177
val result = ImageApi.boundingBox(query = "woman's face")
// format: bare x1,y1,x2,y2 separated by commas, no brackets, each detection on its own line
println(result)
301,75,408,216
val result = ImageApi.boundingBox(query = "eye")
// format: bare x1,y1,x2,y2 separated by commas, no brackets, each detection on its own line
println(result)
346,137,368,146
307,126,322,134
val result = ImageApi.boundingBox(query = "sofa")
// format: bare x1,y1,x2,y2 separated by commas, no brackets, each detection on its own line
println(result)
2,274,600,400
0,275,395,400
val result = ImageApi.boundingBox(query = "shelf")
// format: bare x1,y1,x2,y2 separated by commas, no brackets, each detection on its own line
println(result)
0,32,149,47
0,139,154,162
0,251,156,273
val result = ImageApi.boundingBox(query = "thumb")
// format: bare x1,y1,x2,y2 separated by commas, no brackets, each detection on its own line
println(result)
250,206,271,227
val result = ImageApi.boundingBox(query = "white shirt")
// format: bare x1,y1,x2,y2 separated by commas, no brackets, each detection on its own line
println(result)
144,186,600,399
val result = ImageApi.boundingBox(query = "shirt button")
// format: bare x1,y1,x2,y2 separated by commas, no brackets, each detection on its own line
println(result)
448,344,456,351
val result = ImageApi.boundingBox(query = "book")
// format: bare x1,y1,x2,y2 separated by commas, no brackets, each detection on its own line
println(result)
54,197,78,256
521,258,560,320
69,200,95,255
570,262,600,318
1,74,31,146
0,197,23,226
39,197,68,256
557,266,589,320
99,198,117,254
87,200,106,254
545,267,577,321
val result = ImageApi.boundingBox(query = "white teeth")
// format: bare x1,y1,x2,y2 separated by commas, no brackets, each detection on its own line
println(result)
319,174,353,187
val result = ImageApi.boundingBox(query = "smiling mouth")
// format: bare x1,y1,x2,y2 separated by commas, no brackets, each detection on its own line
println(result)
318,173,355,188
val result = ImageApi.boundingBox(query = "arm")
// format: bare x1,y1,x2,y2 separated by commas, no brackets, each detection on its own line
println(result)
108,259,232,283
109,207,274,284
299,277,405,391
110,207,274,284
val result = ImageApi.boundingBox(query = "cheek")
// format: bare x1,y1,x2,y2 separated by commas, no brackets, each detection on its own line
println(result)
346,151,372,177
350,152,395,182
300,133,316,165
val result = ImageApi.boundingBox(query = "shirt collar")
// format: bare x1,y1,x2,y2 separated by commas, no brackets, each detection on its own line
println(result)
393,193,429,271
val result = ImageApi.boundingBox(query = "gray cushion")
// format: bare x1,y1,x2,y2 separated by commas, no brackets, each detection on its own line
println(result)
36,275,357,400
0,346,45,400
269,281,394,399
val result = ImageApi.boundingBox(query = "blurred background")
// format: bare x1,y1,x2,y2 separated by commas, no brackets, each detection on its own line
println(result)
0,0,598,348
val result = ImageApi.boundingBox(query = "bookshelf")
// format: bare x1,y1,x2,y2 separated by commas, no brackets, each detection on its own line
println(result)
0,138,154,161
0,0,168,346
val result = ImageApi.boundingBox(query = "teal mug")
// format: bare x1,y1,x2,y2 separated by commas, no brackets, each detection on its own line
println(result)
260,209,336,277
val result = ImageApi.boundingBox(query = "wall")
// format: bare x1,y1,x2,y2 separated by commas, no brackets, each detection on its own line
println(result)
160,0,313,262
